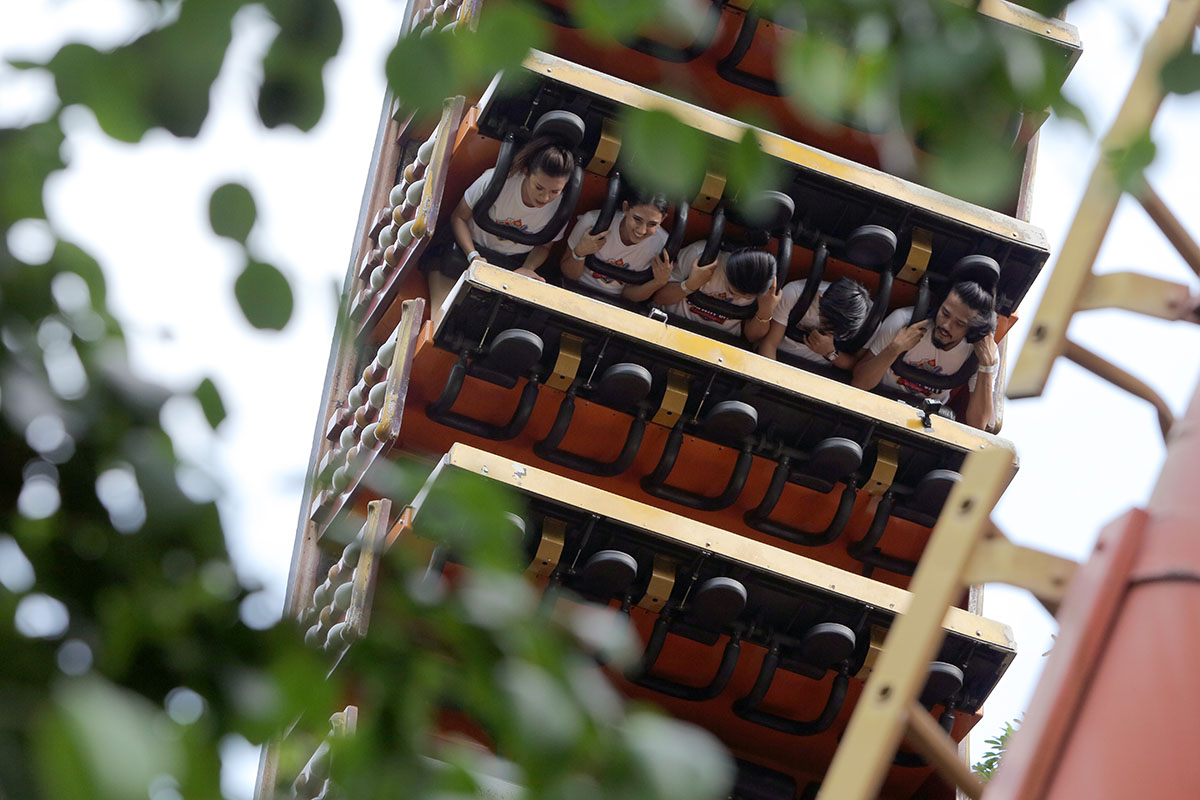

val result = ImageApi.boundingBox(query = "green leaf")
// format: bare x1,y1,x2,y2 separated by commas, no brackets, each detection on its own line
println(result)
571,0,661,42
386,30,457,114
621,108,708,201
0,121,66,227
194,378,226,429
234,260,294,331
1162,49,1200,95
625,712,734,800
725,129,784,219
1105,131,1157,193
254,0,342,130
208,182,257,243
457,1,549,83
34,677,183,800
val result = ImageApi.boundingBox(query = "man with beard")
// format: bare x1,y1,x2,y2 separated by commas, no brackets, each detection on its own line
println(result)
851,281,1000,430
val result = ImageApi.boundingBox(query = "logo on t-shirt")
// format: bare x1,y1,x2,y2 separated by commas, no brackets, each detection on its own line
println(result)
893,357,942,396
688,290,733,324
496,217,528,232
591,257,626,284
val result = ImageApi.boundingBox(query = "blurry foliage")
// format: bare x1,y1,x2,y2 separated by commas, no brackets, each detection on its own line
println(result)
2,0,1177,798
972,719,1018,782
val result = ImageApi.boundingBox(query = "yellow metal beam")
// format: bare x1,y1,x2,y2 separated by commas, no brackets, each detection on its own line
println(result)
520,51,1048,250
962,524,1077,616
817,446,1016,800
1008,0,1200,399
903,699,985,800
438,443,1016,648
453,262,1015,457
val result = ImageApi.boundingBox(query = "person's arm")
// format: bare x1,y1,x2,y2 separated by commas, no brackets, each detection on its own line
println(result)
623,248,673,303
515,244,551,281
653,256,717,305
964,333,1000,430
851,320,928,390
757,320,787,360
803,330,857,370
450,198,477,259
560,221,608,280
743,278,780,343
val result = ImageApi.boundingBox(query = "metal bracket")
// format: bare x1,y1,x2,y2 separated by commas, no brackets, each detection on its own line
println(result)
586,118,621,176
376,298,426,440
963,525,1078,616
636,555,677,612
864,440,900,496
527,517,567,580
345,499,391,638
546,333,584,392
692,171,726,214
897,227,933,284
1076,270,1194,319
651,369,691,428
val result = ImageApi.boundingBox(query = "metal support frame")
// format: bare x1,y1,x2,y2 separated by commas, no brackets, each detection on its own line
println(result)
1008,0,1200,422
817,446,1078,800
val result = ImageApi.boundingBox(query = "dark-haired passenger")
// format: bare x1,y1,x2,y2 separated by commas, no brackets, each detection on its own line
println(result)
852,281,1000,429
561,191,672,303
652,242,779,342
757,277,871,370
425,137,574,322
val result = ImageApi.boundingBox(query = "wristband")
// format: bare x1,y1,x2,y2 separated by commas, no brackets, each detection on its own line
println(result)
755,315,772,323
465,249,480,263
570,245,583,261
976,362,998,374
680,278,694,294
824,349,839,363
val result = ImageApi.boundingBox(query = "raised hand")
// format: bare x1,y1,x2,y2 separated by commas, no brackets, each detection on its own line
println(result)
574,228,608,258
757,277,782,318
650,248,673,285
686,256,719,291
805,328,837,358
892,320,929,352
973,332,999,368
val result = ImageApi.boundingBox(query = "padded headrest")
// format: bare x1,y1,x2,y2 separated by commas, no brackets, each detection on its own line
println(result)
949,254,1000,293
691,577,748,627
703,399,759,440
843,224,897,268
920,661,964,707
807,437,864,481
734,190,795,231
597,362,653,408
798,622,856,667
531,110,585,150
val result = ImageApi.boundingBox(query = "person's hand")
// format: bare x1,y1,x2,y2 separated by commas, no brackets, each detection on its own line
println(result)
805,329,837,358
514,266,546,282
684,257,718,292
757,277,782,319
650,249,673,285
573,228,608,258
891,320,928,352
974,332,999,368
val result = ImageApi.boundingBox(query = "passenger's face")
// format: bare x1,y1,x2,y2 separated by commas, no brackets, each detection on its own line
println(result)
932,291,974,349
522,169,568,208
620,202,665,244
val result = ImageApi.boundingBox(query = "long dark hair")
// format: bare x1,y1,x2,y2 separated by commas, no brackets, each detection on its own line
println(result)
725,248,776,296
511,136,573,179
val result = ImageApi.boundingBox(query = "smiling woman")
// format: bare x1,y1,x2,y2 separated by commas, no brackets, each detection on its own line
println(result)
420,134,578,321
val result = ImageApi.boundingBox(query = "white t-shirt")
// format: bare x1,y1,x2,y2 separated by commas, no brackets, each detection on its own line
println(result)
566,209,669,297
771,279,832,363
866,307,986,404
655,240,758,336
462,168,567,256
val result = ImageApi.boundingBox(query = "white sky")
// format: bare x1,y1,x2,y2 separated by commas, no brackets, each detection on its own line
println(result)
4,0,1199,797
